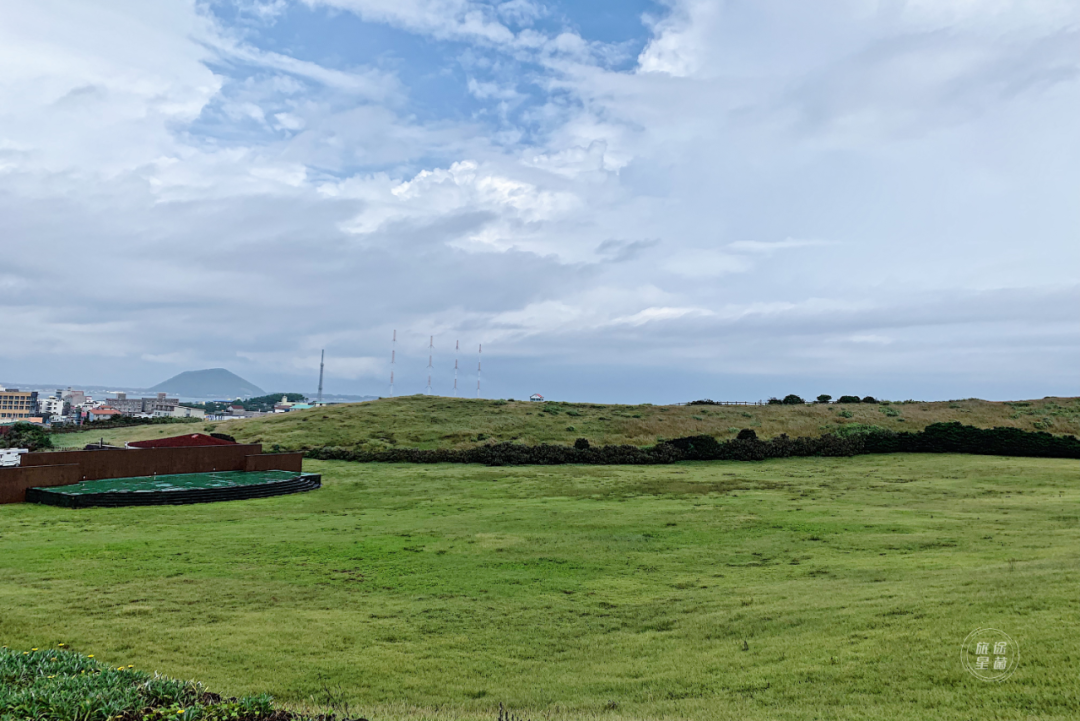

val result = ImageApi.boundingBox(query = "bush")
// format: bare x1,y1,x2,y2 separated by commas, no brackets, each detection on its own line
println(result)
767,397,782,405
574,438,590,450
782,394,805,405
861,422,1080,459
816,395,832,404
861,396,878,404
0,647,295,721
0,422,53,451
838,409,854,419
687,399,720,406
736,429,758,440
837,396,861,404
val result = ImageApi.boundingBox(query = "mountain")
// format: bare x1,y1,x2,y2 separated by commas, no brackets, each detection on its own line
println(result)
149,369,265,399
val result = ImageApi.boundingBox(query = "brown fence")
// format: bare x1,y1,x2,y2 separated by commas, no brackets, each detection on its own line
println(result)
0,445,305,504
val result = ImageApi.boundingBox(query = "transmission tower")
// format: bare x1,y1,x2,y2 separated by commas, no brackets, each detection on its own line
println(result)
389,330,396,397
453,340,460,397
317,350,325,405
426,335,434,395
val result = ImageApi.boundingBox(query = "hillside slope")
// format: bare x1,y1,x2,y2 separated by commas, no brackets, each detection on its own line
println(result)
207,395,1080,452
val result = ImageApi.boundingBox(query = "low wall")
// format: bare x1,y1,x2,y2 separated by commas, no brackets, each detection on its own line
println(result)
19,444,263,480
0,444,307,504
245,452,304,473
0,464,81,504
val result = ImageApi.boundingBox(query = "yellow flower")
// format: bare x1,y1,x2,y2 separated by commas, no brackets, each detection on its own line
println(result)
88,655,94,658
117,667,124,671
128,665,134,668
51,657,57,661
31,648,38,651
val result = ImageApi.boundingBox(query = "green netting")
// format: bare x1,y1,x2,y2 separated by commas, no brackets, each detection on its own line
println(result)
37,470,300,496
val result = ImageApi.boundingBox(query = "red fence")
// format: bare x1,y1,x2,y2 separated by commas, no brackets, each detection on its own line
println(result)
0,445,304,504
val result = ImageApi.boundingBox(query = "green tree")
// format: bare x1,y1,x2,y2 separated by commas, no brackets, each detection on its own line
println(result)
0,423,54,451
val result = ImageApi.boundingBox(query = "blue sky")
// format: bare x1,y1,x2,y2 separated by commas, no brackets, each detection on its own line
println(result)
0,0,1077,402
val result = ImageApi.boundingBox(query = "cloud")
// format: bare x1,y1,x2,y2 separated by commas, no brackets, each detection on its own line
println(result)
0,0,1076,401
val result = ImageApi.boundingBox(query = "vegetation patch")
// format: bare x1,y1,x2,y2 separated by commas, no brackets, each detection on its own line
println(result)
0,646,333,721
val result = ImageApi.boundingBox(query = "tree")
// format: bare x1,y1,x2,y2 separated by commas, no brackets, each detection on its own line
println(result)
816,394,832,404
782,394,805,405
862,396,878,404
0,423,54,451
837,395,861,404
767,397,782,405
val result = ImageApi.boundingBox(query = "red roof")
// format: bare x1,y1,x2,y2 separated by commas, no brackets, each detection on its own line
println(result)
128,434,237,449
90,408,121,415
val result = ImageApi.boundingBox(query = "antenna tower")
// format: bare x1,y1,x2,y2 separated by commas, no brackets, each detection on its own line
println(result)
389,330,396,397
426,336,434,395
453,340,459,397
317,349,325,404
477,343,482,398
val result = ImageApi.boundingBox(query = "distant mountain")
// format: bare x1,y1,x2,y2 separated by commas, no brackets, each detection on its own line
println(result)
149,369,265,399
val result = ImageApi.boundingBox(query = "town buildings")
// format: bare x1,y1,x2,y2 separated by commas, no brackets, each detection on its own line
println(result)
0,387,39,421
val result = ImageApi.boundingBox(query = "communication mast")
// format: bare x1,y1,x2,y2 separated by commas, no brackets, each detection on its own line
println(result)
477,343,482,398
317,350,325,405
426,335,434,395
389,330,396,397
453,340,460,397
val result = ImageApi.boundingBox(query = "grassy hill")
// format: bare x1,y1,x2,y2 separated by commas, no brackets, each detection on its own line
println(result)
48,395,1080,453
204,395,1080,452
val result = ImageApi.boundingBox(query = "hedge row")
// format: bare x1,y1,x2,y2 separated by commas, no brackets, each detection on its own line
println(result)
304,422,1080,466
861,421,1080,458
305,432,864,466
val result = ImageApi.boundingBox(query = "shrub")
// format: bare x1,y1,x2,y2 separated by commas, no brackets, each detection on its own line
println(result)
861,396,878,404
837,396,861,404
838,409,854,419
687,399,719,406
574,438,590,450
0,422,53,451
816,395,832,404
767,397,782,405
566,426,576,432
879,406,900,417
782,394,805,405
736,429,758,441
861,422,1080,459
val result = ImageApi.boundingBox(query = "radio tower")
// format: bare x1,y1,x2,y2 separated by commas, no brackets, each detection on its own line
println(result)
476,343,482,398
426,335,434,395
317,349,325,405
453,340,460,397
389,330,396,397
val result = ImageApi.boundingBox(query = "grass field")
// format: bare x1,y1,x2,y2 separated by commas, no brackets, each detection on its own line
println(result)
1,454,1077,720
48,395,1080,452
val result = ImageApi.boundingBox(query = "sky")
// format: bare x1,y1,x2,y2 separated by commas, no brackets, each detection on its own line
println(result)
0,0,1077,403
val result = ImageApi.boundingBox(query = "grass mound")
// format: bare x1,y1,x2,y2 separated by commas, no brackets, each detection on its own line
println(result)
0,646,339,721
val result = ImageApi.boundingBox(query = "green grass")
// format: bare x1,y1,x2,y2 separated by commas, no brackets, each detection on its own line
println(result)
1,455,1078,720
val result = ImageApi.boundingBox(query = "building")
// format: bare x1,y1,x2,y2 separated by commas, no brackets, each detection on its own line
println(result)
151,405,206,420
39,395,66,418
0,387,39,421
87,407,123,422
62,389,87,407
106,392,180,416
529,394,544,402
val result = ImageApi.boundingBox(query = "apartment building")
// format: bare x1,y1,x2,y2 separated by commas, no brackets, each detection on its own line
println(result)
0,387,39,421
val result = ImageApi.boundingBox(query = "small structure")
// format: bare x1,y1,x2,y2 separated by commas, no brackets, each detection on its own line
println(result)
529,394,545,402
